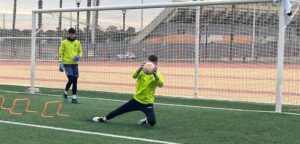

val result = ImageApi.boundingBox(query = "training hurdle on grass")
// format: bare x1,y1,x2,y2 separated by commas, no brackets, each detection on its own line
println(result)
0,96,69,118
0,96,10,110
9,98,37,115
41,101,69,118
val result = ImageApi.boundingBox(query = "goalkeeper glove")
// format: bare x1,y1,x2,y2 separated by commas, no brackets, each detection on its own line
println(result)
59,63,64,72
73,55,80,62
153,68,159,80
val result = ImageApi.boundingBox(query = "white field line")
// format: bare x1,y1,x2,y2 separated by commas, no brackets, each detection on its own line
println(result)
1,90,300,116
0,120,179,144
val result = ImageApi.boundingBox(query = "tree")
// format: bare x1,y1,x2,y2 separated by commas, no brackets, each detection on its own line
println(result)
126,27,136,34
106,25,118,32
95,29,107,43
12,0,17,33
86,0,91,31
58,0,62,36
45,30,57,36
105,25,119,41
86,0,92,54
22,29,31,37
38,0,43,29
95,0,100,27
229,5,236,62
38,0,43,58
11,0,17,57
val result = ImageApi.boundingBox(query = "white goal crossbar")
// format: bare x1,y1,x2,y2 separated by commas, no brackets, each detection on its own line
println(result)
32,0,274,13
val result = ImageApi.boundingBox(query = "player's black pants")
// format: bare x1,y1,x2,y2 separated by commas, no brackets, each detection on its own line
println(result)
64,64,79,95
105,98,156,126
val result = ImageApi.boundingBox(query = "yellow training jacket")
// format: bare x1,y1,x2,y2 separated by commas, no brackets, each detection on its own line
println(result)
59,39,83,64
132,70,164,104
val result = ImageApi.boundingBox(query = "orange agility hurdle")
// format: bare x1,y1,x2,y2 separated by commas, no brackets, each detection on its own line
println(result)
0,96,10,110
41,101,69,118
9,98,37,115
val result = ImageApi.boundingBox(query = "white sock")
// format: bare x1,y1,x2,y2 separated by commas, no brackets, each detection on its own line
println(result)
64,91,68,95
72,95,77,99
103,117,107,121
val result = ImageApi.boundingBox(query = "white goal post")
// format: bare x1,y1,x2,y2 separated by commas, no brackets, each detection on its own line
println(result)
30,0,289,113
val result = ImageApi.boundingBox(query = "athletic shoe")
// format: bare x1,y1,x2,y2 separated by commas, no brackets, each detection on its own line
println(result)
71,98,80,104
138,118,148,125
62,93,68,103
92,117,107,123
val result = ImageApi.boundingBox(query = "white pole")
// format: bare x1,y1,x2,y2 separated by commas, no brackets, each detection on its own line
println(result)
194,4,200,97
251,6,255,60
275,0,286,113
30,12,37,94
141,0,144,31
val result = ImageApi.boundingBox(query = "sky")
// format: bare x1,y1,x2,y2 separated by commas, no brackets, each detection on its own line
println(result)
0,0,190,30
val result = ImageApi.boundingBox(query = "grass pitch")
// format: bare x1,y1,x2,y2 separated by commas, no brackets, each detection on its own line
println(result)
0,85,300,144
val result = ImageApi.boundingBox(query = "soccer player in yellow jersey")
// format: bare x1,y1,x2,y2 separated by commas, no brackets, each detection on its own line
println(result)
93,55,164,126
59,28,83,104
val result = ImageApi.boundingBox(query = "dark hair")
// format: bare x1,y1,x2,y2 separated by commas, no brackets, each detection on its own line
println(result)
68,28,76,34
148,55,158,62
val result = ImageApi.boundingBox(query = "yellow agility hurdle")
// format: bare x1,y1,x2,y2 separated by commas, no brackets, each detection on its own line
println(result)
0,96,10,110
41,101,69,118
9,98,37,115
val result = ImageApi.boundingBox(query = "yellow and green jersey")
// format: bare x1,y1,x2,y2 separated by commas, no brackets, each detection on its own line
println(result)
59,39,83,64
132,70,164,104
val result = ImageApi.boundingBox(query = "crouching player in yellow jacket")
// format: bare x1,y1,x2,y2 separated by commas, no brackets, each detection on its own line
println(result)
59,28,83,104
93,55,164,126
